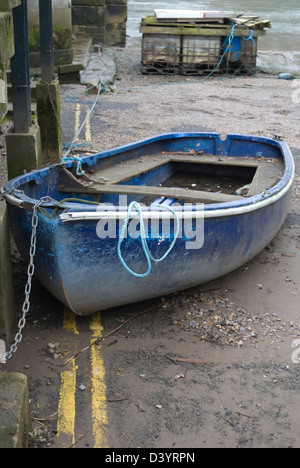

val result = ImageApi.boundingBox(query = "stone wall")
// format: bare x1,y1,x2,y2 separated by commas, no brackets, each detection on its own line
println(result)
27,0,73,67
72,0,127,47
0,3,15,122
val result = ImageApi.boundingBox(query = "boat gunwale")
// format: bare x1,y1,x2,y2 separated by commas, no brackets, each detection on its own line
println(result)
3,132,294,218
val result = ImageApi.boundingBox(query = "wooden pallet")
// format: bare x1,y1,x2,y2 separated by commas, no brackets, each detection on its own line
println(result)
140,23,267,38
140,14,270,37
141,65,180,75
152,11,272,29
154,9,238,22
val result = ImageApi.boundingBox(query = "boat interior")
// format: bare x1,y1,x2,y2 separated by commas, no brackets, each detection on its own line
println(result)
58,151,284,206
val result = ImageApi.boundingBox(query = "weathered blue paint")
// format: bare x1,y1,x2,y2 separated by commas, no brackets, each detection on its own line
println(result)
4,133,294,315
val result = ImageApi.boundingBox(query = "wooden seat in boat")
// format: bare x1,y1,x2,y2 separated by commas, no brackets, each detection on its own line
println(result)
58,152,284,205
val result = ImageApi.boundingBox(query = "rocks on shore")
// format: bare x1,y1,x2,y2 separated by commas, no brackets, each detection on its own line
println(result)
161,290,300,348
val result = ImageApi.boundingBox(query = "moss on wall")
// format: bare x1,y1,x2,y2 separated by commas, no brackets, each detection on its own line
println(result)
28,25,72,51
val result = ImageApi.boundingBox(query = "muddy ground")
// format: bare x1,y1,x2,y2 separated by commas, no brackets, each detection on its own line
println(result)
1,43,300,449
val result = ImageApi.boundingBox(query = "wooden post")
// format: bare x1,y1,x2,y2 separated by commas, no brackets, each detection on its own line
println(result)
39,0,54,83
10,0,31,133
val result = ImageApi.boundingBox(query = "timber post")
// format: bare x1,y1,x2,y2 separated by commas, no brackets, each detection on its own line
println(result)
10,0,31,133
6,0,42,180
39,0,54,83
36,0,62,163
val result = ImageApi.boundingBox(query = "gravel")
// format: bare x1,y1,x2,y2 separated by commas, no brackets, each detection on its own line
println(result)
160,289,300,348
59,43,300,154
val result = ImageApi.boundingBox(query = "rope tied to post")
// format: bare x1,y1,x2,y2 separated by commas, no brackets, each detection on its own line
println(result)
61,155,86,176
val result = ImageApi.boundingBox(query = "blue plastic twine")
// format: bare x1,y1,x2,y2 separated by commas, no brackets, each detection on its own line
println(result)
61,155,85,176
243,30,255,42
117,202,180,278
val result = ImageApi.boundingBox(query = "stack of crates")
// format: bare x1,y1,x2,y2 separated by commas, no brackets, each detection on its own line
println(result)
140,13,268,76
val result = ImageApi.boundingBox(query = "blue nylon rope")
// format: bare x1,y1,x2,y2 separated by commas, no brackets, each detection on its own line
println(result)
117,201,180,279
243,30,255,42
203,23,237,79
61,155,85,176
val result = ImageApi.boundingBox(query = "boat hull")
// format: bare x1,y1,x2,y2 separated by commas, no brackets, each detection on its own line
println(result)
4,133,294,315
6,180,292,316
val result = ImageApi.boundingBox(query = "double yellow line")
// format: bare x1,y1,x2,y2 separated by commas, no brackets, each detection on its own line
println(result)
57,309,108,448
57,105,106,447
74,102,92,146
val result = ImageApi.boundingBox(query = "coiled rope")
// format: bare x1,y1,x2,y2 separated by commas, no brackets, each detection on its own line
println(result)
117,201,180,278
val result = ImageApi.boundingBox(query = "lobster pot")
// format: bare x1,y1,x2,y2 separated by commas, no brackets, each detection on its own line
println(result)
241,37,258,70
142,34,181,74
222,36,258,73
181,35,221,74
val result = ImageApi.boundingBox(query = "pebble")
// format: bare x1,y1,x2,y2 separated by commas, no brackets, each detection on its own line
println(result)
162,290,300,348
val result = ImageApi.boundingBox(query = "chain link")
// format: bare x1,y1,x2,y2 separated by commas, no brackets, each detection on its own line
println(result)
0,197,52,363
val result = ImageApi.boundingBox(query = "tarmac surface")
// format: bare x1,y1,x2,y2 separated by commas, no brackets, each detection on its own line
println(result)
1,40,300,449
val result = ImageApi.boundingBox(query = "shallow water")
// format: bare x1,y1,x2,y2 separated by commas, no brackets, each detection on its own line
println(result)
127,0,300,51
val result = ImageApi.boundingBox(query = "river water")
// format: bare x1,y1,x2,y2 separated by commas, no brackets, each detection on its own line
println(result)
127,0,300,74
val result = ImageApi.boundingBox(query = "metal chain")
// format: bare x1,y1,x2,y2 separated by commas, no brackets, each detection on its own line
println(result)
0,197,51,362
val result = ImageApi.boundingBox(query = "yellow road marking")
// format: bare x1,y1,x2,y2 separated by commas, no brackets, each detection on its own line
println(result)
90,312,108,448
75,103,81,141
85,108,91,142
57,360,76,447
57,309,108,448
63,308,79,335
57,309,78,445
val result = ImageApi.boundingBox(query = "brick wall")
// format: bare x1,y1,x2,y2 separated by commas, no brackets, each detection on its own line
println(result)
72,0,127,47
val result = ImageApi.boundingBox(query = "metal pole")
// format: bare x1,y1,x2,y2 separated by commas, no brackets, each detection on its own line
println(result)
10,0,31,134
39,0,54,83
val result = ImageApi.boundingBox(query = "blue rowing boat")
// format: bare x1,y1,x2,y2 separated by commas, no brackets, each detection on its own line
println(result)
3,133,294,315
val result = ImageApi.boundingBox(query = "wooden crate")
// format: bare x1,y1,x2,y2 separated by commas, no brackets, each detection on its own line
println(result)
181,35,221,75
141,33,181,74
140,14,269,76
222,36,258,74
